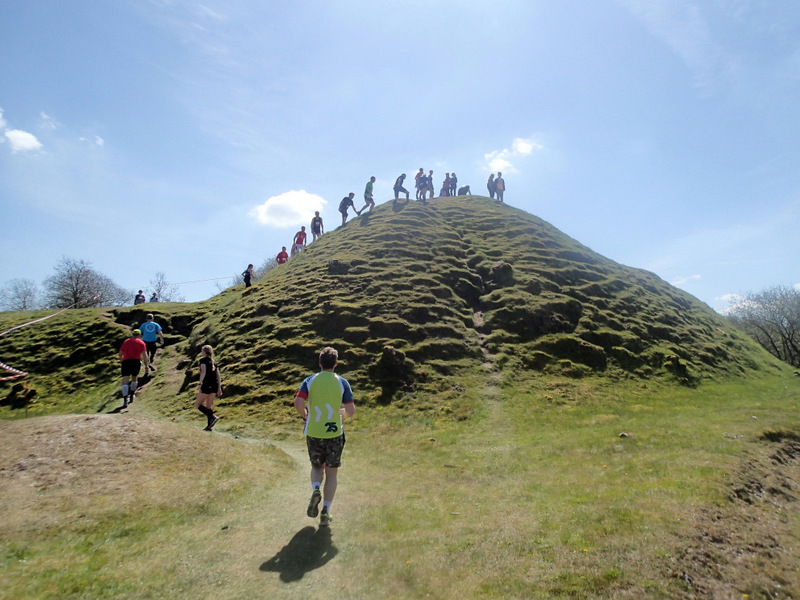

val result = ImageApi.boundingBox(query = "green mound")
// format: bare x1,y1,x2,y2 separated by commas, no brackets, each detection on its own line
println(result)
0,197,782,419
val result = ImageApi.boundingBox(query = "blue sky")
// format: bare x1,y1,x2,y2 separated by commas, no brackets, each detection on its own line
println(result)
1,0,798,311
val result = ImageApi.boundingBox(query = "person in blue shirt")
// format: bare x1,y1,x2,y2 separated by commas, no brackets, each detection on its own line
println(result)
139,313,164,365
294,346,356,527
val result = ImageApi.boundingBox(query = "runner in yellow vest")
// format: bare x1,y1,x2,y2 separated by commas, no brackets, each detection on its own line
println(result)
294,346,356,526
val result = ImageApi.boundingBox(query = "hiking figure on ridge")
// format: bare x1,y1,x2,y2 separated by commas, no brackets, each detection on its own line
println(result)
487,174,496,200
292,226,307,256
359,176,376,214
414,168,424,200
242,264,254,288
393,173,409,203
339,193,357,226
277,247,289,264
311,211,324,242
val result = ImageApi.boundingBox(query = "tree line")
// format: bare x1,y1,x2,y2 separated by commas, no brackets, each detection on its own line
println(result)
725,285,800,368
0,257,184,311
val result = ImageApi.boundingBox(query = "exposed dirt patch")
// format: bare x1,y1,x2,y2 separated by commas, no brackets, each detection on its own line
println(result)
0,414,247,536
673,431,800,599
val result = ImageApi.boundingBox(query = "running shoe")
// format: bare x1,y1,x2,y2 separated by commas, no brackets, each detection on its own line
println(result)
208,415,219,430
319,510,332,527
307,488,322,518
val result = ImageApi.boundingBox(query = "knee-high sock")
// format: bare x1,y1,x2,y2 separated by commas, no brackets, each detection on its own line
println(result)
198,404,214,424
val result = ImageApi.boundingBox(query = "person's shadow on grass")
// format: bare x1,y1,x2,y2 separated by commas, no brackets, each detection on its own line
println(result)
259,526,337,582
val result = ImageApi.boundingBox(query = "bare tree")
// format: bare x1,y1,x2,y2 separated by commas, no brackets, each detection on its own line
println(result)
0,279,40,310
254,257,278,280
149,272,185,303
43,257,130,308
0,278,41,311
726,285,800,367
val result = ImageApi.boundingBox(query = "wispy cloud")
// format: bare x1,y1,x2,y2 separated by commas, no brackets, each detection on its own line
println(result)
5,129,43,153
40,112,58,129
79,135,105,147
671,274,701,286
0,107,6,130
484,137,542,173
615,0,729,94
249,190,327,228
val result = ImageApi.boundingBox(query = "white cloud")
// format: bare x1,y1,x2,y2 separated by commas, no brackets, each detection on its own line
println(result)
671,274,701,286
249,190,326,227
5,129,43,153
79,135,105,147
795,283,800,292
0,107,6,130
484,137,542,173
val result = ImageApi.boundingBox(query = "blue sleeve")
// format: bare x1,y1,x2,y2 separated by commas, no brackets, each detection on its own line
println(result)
341,378,354,404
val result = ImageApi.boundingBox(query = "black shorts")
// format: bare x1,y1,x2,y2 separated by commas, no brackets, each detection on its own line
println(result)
145,341,158,355
121,359,141,378
306,434,346,468
200,381,217,394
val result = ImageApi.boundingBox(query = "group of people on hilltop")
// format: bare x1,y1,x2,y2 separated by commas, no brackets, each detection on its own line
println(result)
255,169,502,277
407,169,468,204
487,172,506,202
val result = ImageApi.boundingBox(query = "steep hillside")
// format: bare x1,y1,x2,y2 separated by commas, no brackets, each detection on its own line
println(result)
120,197,778,409
0,196,781,418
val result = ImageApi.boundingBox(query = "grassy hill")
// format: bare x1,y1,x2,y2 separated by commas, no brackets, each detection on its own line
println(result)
1,196,798,599
0,195,780,421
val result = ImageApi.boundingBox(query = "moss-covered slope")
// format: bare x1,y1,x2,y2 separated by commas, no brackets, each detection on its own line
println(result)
0,196,782,417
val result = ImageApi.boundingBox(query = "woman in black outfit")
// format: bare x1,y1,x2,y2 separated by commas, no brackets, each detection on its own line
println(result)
195,344,222,431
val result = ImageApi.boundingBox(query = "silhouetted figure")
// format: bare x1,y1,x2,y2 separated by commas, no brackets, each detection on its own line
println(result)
359,176,376,214
339,193,356,225
495,172,505,202
242,264,254,287
311,212,324,241
393,174,409,202
487,174,496,199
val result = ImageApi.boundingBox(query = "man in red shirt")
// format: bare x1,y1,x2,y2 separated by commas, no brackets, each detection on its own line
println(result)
292,226,308,256
277,246,289,264
119,329,150,408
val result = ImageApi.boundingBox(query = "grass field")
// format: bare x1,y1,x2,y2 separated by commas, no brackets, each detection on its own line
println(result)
1,368,798,599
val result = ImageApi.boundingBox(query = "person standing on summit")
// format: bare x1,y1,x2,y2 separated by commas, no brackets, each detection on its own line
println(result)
495,172,506,202
487,173,496,200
